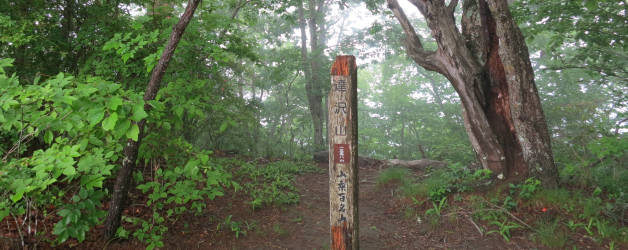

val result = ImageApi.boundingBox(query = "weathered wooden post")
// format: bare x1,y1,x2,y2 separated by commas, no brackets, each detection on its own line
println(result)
328,55,358,250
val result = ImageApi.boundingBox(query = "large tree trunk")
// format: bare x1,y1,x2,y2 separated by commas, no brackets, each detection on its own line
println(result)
298,0,325,151
387,0,558,187
307,0,324,150
103,0,202,239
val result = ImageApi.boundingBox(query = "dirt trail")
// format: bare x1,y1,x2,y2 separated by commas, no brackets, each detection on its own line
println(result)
150,163,541,250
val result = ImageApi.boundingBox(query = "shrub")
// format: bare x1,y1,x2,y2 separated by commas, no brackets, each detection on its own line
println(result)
0,59,145,244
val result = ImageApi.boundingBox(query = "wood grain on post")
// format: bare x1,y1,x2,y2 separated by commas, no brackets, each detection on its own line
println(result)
328,55,358,250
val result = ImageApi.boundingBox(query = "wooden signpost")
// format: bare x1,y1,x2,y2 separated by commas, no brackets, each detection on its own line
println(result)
328,55,358,250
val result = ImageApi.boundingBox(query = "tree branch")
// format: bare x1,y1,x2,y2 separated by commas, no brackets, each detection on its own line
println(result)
615,117,628,135
448,0,459,13
542,65,628,82
387,0,444,73
104,0,202,239
218,0,250,39
406,0,428,16
388,0,424,49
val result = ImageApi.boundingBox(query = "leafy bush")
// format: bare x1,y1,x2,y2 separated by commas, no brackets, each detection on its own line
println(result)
560,136,628,208
131,152,236,249
0,58,145,244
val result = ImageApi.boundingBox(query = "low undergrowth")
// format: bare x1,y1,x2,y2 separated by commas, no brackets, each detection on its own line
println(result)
117,157,321,248
376,153,628,249
235,159,322,210
376,163,492,202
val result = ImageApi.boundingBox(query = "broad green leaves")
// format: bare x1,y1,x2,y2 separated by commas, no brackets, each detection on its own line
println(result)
133,151,233,248
0,60,145,244
513,0,627,86
102,112,118,131
126,124,140,141
87,107,105,126
103,30,160,64
0,58,13,74
131,103,148,121
107,96,123,111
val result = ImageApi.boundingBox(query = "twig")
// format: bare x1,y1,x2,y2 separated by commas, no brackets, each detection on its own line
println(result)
482,198,533,230
467,216,483,236
10,212,24,248
18,105,24,159
2,111,72,162
101,237,115,250
442,208,470,217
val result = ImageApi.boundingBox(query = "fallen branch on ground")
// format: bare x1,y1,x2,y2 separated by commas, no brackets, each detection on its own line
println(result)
312,151,447,170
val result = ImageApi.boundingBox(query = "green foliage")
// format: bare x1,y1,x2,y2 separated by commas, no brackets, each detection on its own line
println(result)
582,137,628,200
532,219,568,248
88,18,163,91
0,60,143,244
102,29,160,66
376,167,412,186
509,178,541,200
513,0,627,85
424,196,447,222
423,164,492,201
237,160,321,209
526,185,628,246
377,164,492,202
272,223,288,237
216,215,247,239
357,56,475,163
131,151,235,248
469,196,522,242
0,0,626,248
53,189,106,243
555,136,627,225
532,188,574,212
486,219,521,242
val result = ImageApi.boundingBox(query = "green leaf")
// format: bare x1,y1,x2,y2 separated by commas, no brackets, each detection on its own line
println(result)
219,121,229,133
11,190,24,203
126,124,140,141
122,52,134,63
114,119,131,138
44,130,54,144
78,138,89,151
107,96,123,111
63,166,77,176
102,112,118,131
131,103,148,121
0,58,14,74
87,107,105,126
0,208,9,221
